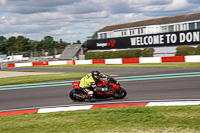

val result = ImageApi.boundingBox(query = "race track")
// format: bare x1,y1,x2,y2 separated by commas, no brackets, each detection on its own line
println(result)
1,67,200,111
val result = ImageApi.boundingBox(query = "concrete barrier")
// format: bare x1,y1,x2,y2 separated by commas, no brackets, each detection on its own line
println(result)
139,57,162,63
162,56,185,62
7,55,200,68
185,55,200,62
15,63,32,67
75,60,92,65
105,58,122,64
48,61,67,65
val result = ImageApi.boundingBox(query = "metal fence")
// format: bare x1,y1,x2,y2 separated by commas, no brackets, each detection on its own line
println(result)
7,48,64,58
0,54,7,69
0,49,64,69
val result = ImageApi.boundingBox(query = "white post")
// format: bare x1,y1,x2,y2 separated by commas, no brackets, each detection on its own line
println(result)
0,52,3,69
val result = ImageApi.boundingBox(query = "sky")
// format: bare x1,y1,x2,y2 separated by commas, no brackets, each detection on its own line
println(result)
0,0,200,43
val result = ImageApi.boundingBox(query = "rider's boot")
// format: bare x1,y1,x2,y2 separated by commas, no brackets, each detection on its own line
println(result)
84,94,93,98
83,89,93,98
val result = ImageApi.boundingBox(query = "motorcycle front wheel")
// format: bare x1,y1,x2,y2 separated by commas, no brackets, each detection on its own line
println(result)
69,89,85,102
113,87,127,99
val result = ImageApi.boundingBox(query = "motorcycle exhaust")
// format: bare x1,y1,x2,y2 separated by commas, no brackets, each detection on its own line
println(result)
74,94,85,99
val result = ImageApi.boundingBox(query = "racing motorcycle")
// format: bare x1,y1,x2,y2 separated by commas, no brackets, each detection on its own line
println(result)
69,76,127,102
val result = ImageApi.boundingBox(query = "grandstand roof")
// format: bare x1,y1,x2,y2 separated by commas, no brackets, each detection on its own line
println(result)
98,12,200,32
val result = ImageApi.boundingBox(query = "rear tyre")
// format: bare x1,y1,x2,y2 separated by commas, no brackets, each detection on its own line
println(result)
69,89,85,102
113,87,127,99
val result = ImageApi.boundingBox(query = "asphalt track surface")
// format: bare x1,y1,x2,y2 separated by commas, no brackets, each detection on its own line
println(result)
1,67,200,111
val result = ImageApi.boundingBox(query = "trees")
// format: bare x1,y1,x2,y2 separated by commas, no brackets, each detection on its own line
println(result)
41,36,55,49
6,36,17,53
0,36,7,45
58,39,70,49
0,35,83,56
196,45,200,55
0,35,60,54
0,36,7,54
175,45,196,56
14,36,31,52
73,40,81,44
142,47,154,57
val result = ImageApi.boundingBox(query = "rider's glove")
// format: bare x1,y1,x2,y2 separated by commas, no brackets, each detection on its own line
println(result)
92,84,96,88
89,82,96,88
100,74,110,78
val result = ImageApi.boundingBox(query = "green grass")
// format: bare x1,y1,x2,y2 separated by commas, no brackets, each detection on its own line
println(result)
0,72,88,86
0,105,200,133
30,62,200,68
1,62,200,85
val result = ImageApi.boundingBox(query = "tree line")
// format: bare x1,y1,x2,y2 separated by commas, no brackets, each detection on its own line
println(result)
0,35,82,55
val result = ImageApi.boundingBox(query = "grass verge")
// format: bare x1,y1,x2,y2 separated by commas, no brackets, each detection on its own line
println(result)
0,72,88,86
0,105,200,133
30,62,200,68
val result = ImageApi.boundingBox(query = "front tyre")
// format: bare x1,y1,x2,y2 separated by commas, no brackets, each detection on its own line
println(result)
69,89,85,102
113,87,127,99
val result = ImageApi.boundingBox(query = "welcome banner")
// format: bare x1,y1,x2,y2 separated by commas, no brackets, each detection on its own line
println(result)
87,29,200,50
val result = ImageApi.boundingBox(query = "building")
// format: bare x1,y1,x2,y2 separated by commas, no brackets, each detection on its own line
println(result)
87,12,200,57
60,44,84,60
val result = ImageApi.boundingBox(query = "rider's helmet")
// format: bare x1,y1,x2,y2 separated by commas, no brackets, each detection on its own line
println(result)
91,71,100,81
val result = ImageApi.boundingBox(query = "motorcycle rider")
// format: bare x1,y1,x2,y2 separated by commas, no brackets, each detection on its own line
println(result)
80,71,108,98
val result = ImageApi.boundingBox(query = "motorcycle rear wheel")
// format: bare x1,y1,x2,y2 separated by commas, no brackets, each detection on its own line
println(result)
69,89,85,102
113,87,127,99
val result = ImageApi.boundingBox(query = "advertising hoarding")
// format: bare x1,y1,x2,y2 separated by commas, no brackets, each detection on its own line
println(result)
87,29,200,50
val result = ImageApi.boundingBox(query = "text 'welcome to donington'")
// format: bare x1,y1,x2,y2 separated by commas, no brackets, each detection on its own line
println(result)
130,31,200,46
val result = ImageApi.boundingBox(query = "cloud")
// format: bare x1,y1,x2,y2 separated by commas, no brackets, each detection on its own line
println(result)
0,0,6,5
0,0,200,43
59,0,103,14
164,0,190,11
5,0,81,14
50,27,73,35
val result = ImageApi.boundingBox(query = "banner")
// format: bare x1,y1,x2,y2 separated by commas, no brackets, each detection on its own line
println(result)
87,29,200,50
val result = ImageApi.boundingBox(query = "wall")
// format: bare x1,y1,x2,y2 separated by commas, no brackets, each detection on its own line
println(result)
7,55,200,68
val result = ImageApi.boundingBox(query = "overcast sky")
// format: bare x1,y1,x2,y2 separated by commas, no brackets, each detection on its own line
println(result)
0,0,200,43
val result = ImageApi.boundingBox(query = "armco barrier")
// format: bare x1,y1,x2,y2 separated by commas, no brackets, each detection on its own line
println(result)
7,55,200,68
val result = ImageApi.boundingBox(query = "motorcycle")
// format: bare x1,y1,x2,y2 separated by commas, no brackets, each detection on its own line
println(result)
69,76,127,102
